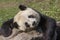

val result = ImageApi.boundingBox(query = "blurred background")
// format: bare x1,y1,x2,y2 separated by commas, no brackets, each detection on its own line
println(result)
0,0,60,26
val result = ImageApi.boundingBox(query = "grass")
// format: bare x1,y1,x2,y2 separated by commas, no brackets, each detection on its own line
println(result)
0,0,60,26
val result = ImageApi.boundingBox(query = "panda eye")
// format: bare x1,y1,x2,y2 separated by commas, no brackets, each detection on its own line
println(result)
25,22,30,27
28,15,35,18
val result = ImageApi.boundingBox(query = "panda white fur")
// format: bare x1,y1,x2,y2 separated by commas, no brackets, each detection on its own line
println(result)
0,5,60,40
14,5,40,31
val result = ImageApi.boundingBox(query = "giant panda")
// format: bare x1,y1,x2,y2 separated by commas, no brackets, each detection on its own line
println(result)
13,5,57,40
13,5,60,40
0,5,60,40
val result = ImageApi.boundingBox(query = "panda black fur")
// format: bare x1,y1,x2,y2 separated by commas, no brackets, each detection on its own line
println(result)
0,18,19,37
0,5,60,40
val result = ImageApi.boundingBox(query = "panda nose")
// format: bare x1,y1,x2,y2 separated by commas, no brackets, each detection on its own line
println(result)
25,22,30,27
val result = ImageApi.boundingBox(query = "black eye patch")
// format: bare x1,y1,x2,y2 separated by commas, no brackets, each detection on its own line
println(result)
32,21,36,26
28,15,35,18
25,22,30,27
13,22,19,29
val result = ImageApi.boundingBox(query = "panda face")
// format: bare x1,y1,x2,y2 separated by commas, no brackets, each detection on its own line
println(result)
14,5,40,31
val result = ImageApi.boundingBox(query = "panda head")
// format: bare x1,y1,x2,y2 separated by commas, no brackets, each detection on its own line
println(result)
14,5,40,31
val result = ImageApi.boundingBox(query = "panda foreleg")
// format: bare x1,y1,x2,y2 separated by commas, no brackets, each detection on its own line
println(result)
44,19,56,40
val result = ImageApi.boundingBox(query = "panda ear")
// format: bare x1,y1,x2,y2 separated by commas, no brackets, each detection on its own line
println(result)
19,5,27,11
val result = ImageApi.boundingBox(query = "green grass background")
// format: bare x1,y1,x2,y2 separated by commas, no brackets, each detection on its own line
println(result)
0,0,60,26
